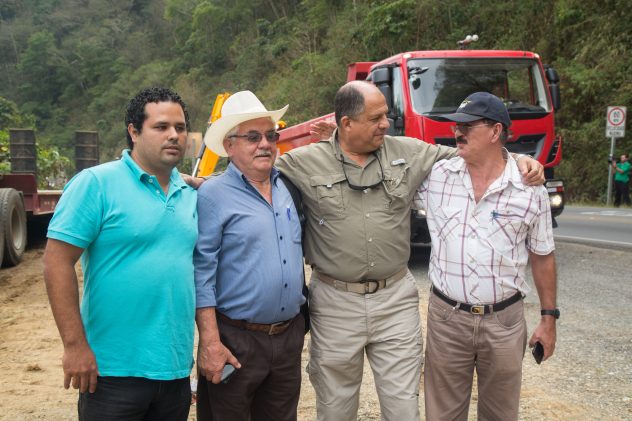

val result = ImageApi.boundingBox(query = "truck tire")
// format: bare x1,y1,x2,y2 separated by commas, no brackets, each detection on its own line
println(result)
0,211,4,268
0,188,27,267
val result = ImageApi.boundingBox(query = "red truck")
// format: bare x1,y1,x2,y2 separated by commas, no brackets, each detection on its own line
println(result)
277,49,565,245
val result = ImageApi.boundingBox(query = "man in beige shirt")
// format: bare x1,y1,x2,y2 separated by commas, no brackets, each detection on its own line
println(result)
275,81,543,421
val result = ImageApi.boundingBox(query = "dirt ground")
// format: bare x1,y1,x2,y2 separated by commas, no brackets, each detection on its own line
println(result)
1,243,631,420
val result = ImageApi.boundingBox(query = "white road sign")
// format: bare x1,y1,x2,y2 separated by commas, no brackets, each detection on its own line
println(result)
606,106,626,138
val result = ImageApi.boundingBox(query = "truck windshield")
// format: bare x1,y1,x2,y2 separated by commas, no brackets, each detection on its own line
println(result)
408,58,550,116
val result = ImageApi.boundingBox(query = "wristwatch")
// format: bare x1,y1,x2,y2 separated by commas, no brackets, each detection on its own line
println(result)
541,309,560,319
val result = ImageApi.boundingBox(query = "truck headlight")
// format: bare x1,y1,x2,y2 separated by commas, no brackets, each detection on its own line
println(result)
549,193,563,208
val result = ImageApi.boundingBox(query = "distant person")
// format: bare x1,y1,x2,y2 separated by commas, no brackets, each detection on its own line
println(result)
275,81,544,421
613,153,631,206
43,87,197,420
194,91,306,421
418,92,558,421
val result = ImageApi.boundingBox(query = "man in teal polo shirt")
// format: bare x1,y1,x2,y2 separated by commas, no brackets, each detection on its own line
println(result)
612,153,631,206
43,87,198,420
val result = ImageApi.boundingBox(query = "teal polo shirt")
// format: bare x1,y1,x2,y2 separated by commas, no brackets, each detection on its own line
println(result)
48,150,198,380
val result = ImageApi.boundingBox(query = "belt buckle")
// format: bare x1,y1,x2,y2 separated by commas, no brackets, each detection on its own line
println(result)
470,305,485,315
363,280,380,294
268,321,283,335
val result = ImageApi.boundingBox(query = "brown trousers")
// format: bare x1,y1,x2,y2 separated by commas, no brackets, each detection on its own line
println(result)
197,314,305,421
424,293,527,421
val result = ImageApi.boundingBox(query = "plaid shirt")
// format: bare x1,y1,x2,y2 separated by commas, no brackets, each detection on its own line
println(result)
415,153,555,304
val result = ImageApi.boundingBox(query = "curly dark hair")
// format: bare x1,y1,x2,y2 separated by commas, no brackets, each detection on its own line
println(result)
125,87,191,149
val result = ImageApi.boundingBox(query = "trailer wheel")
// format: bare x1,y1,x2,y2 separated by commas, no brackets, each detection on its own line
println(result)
0,188,27,267
0,211,4,268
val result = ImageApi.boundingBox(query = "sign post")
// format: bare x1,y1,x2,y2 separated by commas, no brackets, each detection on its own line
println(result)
606,106,627,205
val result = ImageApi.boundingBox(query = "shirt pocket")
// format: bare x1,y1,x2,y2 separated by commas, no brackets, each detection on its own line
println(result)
486,209,526,254
309,174,347,221
382,164,410,210
431,205,462,241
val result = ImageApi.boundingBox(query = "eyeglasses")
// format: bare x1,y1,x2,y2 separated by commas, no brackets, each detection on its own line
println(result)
450,122,493,135
341,154,384,191
228,130,280,143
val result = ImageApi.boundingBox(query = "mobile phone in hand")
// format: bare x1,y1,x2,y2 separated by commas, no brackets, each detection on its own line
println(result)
532,342,544,364
220,364,237,383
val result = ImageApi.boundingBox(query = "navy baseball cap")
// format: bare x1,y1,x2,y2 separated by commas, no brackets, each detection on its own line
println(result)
440,92,511,128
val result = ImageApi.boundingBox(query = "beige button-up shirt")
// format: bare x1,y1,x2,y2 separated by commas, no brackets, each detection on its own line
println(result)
276,133,455,281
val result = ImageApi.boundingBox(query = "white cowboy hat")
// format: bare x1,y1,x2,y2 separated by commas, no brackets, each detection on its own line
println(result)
203,90,289,157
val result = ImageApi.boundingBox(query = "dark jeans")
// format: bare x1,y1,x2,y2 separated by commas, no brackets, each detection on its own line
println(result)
78,376,191,421
614,181,631,206
197,314,305,421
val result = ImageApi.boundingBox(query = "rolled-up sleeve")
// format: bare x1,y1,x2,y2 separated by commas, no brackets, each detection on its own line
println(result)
527,186,556,255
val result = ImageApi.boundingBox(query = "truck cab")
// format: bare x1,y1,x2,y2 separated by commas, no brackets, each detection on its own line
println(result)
361,50,564,244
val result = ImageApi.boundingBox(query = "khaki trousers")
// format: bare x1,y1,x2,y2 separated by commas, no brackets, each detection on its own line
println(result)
307,270,422,421
424,293,527,421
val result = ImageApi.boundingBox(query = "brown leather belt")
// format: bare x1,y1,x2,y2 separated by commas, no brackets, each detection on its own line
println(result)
217,312,295,335
314,267,408,294
431,286,523,315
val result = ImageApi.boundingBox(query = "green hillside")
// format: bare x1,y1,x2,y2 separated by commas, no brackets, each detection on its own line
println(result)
1,0,630,200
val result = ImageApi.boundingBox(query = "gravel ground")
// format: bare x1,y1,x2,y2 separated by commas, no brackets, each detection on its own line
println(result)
297,241,632,420
1,241,631,420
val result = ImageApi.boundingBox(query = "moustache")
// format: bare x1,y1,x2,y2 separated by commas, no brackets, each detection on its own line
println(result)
255,151,272,158
455,136,467,144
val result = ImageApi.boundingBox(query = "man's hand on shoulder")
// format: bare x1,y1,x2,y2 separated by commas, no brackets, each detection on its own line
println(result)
309,119,336,140
197,339,241,384
516,155,545,186
63,340,99,393
181,173,206,190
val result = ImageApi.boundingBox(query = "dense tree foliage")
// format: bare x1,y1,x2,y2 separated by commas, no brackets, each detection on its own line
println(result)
0,0,630,200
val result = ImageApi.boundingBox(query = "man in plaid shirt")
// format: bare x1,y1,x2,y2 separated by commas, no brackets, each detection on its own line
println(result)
416,92,558,421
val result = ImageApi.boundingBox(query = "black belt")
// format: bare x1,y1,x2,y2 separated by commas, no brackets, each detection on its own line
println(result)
431,286,523,315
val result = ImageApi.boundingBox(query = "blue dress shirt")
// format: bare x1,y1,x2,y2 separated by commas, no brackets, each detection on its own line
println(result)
194,162,305,324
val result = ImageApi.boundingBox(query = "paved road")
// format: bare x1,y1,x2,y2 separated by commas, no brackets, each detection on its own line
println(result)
554,205,632,248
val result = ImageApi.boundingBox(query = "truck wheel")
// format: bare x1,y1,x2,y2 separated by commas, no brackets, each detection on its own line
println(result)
0,213,4,268
0,188,27,267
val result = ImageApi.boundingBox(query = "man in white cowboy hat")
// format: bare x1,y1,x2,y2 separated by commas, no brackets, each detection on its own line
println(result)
194,90,306,421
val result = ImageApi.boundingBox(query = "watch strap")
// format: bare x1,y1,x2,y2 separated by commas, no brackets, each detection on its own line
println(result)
540,309,560,319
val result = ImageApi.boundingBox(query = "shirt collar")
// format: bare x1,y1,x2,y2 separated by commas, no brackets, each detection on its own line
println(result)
445,148,526,191
121,149,189,190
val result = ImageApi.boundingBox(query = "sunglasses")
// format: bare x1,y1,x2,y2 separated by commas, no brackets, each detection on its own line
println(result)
450,122,494,135
228,130,280,143
341,153,384,191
